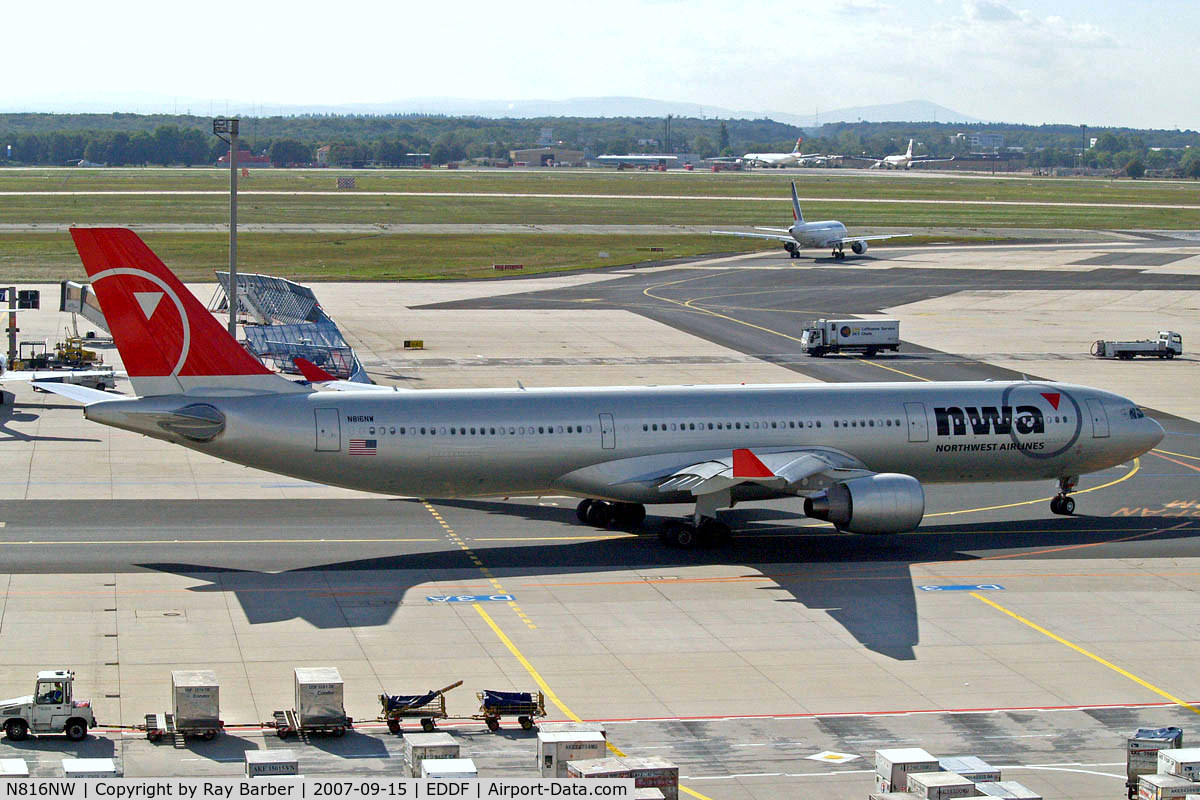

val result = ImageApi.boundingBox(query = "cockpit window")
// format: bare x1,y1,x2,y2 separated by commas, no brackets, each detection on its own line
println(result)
1129,407,1145,419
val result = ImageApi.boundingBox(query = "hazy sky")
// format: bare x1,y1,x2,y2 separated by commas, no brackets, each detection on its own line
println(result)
6,0,1194,128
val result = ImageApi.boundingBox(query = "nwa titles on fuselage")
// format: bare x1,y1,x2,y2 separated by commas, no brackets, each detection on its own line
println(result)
40,229,1164,548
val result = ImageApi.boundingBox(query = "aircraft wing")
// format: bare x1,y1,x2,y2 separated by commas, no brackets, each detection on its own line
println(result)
3,368,115,383
30,381,122,404
656,448,871,496
912,156,955,163
833,233,912,245
710,230,794,242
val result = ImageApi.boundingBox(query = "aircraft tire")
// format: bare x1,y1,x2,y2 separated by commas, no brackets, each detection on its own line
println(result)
1061,496,1075,515
613,503,646,528
575,499,593,523
699,518,732,545
584,501,613,527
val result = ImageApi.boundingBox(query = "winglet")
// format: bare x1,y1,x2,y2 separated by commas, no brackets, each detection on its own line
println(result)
293,356,337,383
790,182,804,223
733,448,775,479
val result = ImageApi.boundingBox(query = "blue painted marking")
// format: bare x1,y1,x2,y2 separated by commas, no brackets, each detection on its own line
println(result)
918,584,1005,592
427,594,515,603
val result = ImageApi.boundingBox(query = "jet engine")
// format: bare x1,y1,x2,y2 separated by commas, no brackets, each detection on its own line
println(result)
802,473,924,534
851,240,868,255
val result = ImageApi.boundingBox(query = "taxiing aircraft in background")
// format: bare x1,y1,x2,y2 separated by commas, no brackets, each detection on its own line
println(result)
37,228,1163,548
853,139,955,170
712,182,908,260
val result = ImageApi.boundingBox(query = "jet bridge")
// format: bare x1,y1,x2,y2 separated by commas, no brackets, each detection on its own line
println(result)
209,272,369,382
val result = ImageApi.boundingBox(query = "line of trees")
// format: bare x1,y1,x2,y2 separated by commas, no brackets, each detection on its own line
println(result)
2,114,1199,175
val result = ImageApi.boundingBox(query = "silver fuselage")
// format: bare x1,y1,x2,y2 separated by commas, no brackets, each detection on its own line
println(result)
791,220,849,249
87,380,1162,504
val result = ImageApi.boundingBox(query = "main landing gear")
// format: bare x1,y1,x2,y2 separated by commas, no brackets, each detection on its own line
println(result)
660,517,732,548
784,243,801,259
576,499,645,528
831,244,846,260
1050,476,1077,516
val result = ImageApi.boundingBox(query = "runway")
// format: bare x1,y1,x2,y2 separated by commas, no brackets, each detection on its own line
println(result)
2,237,1199,797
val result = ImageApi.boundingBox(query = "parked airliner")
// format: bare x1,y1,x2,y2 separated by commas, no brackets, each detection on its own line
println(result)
712,182,908,259
742,138,823,168
39,229,1162,547
854,139,955,170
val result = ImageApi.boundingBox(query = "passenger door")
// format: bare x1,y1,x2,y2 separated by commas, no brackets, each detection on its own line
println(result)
314,408,341,452
1086,398,1110,438
599,413,616,450
904,402,929,443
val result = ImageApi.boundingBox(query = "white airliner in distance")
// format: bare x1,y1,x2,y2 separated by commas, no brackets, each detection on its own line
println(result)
712,182,908,260
37,228,1163,548
855,139,955,170
742,138,824,168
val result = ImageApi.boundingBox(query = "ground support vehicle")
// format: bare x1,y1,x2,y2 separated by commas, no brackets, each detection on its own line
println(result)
0,671,94,742
800,319,901,357
1092,331,1183,360
380,680,462,735
475,690,545,731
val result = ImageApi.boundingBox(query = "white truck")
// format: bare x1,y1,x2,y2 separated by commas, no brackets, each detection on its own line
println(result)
1092,331,1183,360
0,670,94,741
800,319,901,357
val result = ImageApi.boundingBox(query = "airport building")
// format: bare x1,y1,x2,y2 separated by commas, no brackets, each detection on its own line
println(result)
508,146,585,166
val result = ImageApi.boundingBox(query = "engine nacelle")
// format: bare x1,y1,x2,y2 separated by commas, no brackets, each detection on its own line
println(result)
802,473,924,534
851,240,868,255
783,241,798,254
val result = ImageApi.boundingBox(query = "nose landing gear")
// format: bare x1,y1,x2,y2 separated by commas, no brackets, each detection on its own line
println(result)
1050,476,1078,516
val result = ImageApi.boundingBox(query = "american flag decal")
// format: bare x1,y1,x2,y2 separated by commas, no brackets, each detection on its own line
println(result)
349,438,377,456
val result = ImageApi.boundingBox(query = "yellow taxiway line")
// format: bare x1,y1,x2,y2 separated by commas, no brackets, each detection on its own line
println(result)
971,590,1200,716
926,458,1141,518
474,603,715,800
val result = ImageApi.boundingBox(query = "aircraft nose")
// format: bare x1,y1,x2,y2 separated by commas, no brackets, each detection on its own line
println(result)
1147,416,1166,450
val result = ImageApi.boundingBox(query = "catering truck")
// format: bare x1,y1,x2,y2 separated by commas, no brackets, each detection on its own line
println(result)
800,319,901,357
1091,331,1183,360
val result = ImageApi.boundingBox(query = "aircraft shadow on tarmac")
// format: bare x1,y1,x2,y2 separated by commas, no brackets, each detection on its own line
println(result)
0,404,101,443
138,507,1200,662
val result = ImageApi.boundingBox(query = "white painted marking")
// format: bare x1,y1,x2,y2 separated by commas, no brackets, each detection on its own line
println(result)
133,291,163,320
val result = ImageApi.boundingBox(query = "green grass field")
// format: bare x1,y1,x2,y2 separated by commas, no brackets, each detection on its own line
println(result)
4,193,1200,229
0,232,1004,282
1,167,1193,280
2,166,1200,205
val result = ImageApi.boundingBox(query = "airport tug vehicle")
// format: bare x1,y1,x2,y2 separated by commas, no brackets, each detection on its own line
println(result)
0,670,94,741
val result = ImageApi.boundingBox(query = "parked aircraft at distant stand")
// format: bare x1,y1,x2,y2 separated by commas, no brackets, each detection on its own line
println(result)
712,181,908,260
851,139,955,170
35,228,1164,549
741,138,825,168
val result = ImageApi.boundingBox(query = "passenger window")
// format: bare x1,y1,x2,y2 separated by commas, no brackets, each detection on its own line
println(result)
369,427,375,435
670,423,677,431
833,421,839,428
538,427,545,434
519,427,525,434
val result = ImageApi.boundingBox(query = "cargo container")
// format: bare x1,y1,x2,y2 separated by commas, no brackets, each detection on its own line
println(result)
939,756,1001,783
62,758,118,778
421,758,477,779
621,756,679,800
567,757,677,799
404,731,460,778
538,721,607,739
538,731,607,777
1160,749,1200,781
876,749,941,793
566,757,632,780
0,760,27,778
976,782,1042,799
172,670,220,730
1139,774,1199,800
294,667,345,727
1129,729,1186,797
906,771,982,799
245,750,299,778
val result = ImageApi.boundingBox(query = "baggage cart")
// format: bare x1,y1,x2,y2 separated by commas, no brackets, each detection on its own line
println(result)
475,689,545,731
144,712,223,743
271,707,350,738
379,680,462,735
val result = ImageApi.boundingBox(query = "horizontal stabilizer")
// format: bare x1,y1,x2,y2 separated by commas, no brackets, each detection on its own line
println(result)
31,381,122,405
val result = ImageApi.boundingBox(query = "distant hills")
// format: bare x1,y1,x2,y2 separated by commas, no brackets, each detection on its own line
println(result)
1,93,980,128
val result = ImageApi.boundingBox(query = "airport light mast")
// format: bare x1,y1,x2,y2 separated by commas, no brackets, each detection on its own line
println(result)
212,117,239,337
